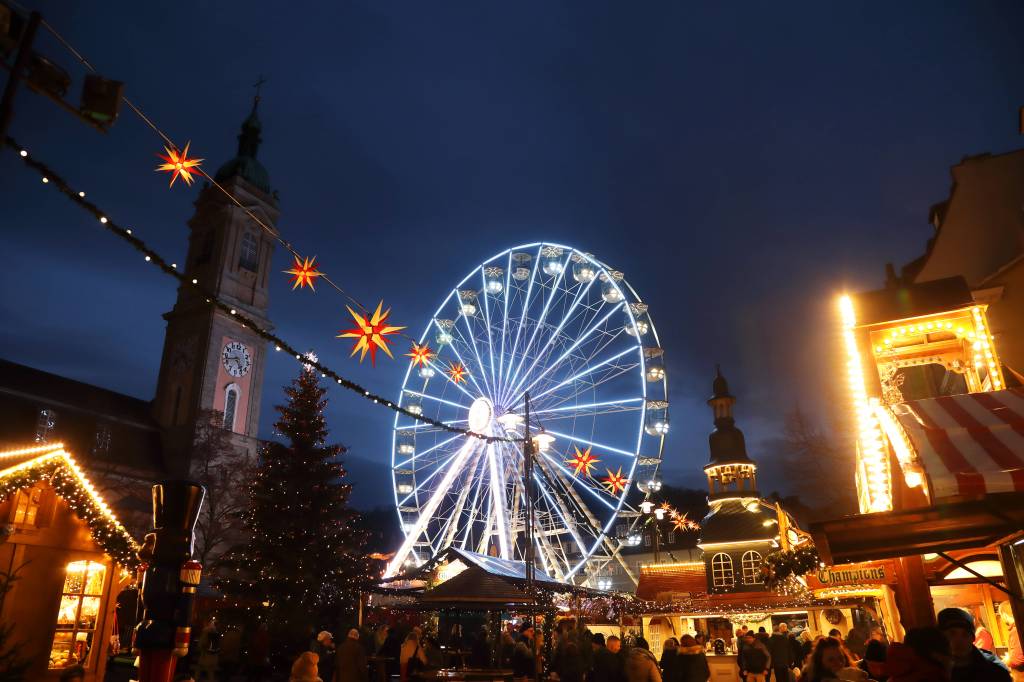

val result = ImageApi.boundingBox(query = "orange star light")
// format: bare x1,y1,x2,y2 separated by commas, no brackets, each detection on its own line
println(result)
602,467,628,495
337,301,406,366
284,255,323,290
447,362,469,384
672,513,700,532
565,446,600,478
156,141,203,187
406,343,435,368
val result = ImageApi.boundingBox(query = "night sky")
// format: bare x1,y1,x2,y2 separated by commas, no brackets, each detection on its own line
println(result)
3,2,1023,508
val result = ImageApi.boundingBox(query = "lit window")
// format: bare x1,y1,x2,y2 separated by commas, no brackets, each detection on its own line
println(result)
35,408,57,442
49,560,107,669
667,531,676,545
741,550,763,585
12,487,42,526
711,553,734,589
223,386,239,432
239,233,259,272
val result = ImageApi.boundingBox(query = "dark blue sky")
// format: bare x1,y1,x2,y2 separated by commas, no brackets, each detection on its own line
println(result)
3,1,1023,507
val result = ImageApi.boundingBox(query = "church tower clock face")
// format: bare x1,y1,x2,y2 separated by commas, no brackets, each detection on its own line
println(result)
222,341,252,377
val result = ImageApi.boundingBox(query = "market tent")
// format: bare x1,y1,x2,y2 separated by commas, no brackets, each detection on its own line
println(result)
887,387,1024,498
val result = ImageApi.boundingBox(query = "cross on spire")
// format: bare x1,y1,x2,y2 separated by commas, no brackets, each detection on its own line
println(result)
252,75,266,112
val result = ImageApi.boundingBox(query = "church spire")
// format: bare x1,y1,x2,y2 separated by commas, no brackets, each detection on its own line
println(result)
703,366,758,499
214,77,272,194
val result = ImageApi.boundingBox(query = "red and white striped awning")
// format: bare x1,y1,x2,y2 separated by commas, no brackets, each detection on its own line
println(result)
888,388,1024,499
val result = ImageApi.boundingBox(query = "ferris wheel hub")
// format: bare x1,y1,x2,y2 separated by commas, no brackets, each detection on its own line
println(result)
467,397,495,433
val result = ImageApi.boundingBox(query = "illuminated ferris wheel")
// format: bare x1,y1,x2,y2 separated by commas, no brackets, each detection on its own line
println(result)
387,243,668,584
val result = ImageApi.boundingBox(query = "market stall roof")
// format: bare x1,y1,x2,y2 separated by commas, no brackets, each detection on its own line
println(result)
889,388,1024,498
810,492,1024,564
635,563,707,600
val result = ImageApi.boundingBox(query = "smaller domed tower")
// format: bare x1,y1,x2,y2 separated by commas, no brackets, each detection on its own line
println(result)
703,366,758,499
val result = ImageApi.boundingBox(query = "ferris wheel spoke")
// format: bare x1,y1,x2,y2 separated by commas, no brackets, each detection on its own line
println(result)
459,455,489,549
397,443,468,506
486,442,512,559
503,266,599,404
424,359,479,404
501,249,573,405
512,343,638,408
510,302,624,401
386,436,481,577
530,357,641,414
455,291,496,398
480,269,500,395
501,244,543,391
439,447,485,549
392,432,463,470
536,450,617,512
434,321,490,398
497,251,514,388
545,429,638,459
399,417,470,432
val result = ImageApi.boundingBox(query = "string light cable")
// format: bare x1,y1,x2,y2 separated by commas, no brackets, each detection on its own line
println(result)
26,10,414,331
6,136,518,445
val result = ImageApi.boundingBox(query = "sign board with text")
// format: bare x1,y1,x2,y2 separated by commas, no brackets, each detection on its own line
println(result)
806,560,897,591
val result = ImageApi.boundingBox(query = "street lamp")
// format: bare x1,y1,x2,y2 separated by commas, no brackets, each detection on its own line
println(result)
533,430,555,453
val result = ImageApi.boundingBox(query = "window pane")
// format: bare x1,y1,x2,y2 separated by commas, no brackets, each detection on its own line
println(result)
79,597,102,625
83,563,106,596
63,561,89,594
223,389,238,431
48,632,74,668
239,233,259,272
56,595,81,626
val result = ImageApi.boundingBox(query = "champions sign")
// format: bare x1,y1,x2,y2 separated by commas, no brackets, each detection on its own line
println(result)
806,560,896,591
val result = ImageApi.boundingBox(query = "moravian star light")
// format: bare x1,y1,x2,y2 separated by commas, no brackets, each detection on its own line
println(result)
566,446,600,478
406,343,435,368
337,301,406,367
446,362,469,384
155,141,203,187
285,255,323,290
602,467,629,495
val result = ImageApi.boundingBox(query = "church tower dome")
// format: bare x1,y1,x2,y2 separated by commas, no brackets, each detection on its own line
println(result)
703,366,758,499
214,86,271,194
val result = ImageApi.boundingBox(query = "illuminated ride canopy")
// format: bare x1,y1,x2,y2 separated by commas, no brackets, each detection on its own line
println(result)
387,243,667,585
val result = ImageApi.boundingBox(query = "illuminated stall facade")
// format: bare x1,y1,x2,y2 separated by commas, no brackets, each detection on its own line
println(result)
0,443,137,680
813,276,1024,636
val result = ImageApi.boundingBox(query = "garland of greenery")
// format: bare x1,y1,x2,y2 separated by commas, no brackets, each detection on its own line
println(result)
0,456,139,569
761,545,820,588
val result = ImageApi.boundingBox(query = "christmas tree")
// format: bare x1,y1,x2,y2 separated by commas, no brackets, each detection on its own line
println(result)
217,361,370,649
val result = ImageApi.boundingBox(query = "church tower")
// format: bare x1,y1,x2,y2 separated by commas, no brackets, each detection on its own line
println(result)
703,366,758,498
153,90,278,469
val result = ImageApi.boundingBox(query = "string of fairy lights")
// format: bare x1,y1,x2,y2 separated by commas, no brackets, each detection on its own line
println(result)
5,136,518,445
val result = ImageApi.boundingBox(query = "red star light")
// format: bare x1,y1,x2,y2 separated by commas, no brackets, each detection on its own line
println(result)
447,362,468,384
155,141,203,187
565,446,600,478
602,467,628,495
672,513,700,532
406,343,435,368
337,301,406,366
284,255,323,290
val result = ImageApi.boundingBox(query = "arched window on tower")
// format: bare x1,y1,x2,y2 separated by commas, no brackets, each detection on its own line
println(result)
239,232,259,272
742,550,764,585
223,384,240,432
711,553,734,589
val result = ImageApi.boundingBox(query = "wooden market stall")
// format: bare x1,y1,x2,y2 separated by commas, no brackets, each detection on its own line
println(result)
810,277,1024,638
0,442,138,681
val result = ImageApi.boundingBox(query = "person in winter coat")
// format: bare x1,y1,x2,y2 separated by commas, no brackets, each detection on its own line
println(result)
659,637,678,681
737,632,770,682
886,628,951,682
400,631,428,682
1000,601,1024,682
767,623,794,682
557,641,586,682
513,624,537,682
591,634,625,682
313,631,336,682
938,607,1011,682
674,635,709,682
806,637,863,682
337,628,369,682
624,637,662,682
500,632,516,669
291,651,323,682
857,639,889,682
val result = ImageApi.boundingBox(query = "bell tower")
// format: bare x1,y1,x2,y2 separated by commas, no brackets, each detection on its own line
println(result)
703,366,758,499
153,88,278,469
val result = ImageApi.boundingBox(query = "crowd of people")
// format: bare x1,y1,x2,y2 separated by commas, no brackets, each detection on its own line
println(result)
169,603,1023,682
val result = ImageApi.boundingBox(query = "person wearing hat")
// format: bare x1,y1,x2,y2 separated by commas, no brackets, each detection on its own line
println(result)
857,639,889,682
314,631,336,682
937,607,1010,681
513,623,537,682
337,628,369,682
